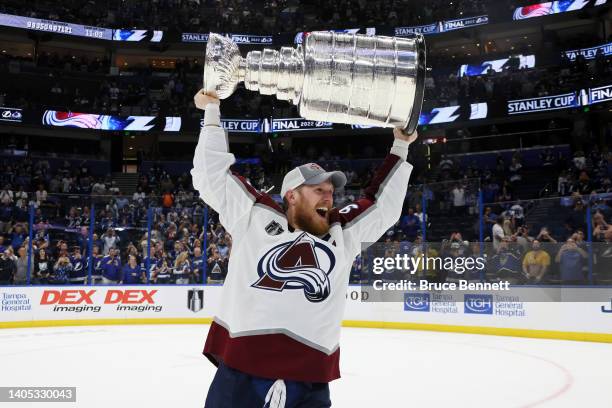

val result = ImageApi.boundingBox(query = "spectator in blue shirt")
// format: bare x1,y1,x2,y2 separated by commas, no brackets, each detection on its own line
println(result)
101,248,121,284
555,238,588,284
51,256,72,285
69,247,87,284
141,250,162,282
400,208,420,242
10,223,27,250
191,246,205,284
173,252,192,284
152,258,173,284
121,255,145,284
88,244,105,284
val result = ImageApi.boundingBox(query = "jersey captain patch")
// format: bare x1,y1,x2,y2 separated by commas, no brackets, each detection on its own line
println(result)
253,232,336,302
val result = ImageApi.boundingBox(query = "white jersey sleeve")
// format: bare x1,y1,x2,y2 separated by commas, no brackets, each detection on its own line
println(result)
331,139,413,258
190,103,257,236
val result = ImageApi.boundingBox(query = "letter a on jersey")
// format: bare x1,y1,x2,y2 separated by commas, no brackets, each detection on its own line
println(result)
253,232,335,302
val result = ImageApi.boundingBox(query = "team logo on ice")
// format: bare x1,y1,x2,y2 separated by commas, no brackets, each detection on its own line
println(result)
253,232,335,302
187,289,204,313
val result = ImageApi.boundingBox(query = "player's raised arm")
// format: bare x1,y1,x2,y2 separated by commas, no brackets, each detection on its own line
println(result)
190,89,258,236
332,128,418,256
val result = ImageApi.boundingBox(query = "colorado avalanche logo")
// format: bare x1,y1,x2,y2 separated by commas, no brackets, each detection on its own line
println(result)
253,232,335,302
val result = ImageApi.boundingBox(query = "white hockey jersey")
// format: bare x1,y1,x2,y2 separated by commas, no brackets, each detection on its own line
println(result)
191,104,413,383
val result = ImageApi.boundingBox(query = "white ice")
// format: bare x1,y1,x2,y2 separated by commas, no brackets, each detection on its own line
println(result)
0,325,610,408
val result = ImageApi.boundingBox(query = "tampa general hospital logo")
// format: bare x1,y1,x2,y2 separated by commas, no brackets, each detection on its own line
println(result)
252,232,336,302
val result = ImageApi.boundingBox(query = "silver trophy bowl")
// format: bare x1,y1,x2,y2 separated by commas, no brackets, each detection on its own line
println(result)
204,32,426,133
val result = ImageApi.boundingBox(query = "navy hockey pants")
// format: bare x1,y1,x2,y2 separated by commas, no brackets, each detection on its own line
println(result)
204,361,331,408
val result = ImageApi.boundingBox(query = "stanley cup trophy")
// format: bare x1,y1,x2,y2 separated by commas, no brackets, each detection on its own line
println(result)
204,32,426,133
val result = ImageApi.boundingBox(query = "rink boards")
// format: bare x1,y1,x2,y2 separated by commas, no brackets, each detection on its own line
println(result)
0,285,610,342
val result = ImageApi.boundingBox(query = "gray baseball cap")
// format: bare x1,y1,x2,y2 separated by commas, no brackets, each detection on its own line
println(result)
281,163,347,198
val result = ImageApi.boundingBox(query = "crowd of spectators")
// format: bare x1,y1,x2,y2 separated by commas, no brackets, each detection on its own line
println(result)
0,152,285,285
0,0,612,283
0,143,610,286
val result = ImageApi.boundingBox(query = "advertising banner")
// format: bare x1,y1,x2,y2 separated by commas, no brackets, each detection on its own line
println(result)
564,42,612,60
2,286,610,340
112,29,163,42
197,118,263,132
0,107,23,123
42,111,181,131
507,92,580,115
419,103,488,125
264,118,334,132
182,32,273,44
586,84,612,105
394,23,440,37
513,0,608,20
459,55,535,77
0,12,113,40
441,15,489,32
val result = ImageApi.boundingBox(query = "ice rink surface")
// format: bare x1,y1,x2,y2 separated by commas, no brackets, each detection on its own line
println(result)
0,324,610,408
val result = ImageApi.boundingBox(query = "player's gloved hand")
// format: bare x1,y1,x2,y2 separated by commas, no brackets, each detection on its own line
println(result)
194,89,220,110
393,128,418,145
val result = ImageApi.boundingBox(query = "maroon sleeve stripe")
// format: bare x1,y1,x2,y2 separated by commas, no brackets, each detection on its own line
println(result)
230,171,286,217
329,154,401,228
255,194,286,216
363,154,401,201
230,171,261,200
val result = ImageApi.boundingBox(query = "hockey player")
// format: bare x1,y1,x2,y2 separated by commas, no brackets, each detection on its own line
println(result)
192,90,417,407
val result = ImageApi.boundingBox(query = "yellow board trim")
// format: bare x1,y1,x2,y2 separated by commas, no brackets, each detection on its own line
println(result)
0,318,610,343
342,320,612,343
0,318,214,329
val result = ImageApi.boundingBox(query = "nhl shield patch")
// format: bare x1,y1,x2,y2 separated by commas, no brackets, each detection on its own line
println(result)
187,288,204,313
265,220,284,236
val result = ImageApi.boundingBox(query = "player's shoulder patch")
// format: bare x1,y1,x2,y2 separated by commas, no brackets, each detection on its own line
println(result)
265,220,285,236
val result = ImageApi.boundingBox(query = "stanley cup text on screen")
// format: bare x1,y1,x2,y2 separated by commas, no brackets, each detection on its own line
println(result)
203,32,426,132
